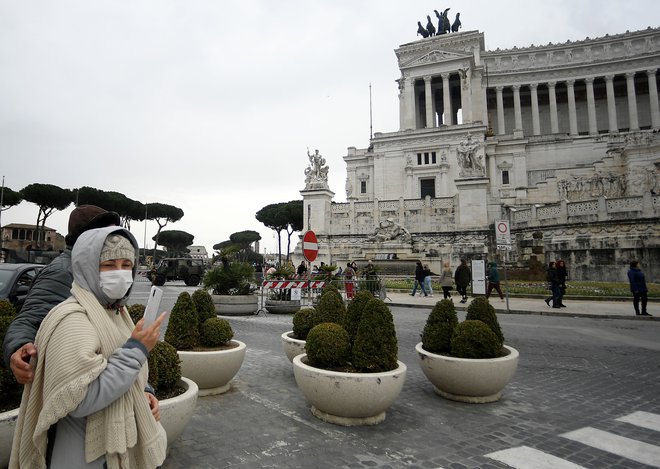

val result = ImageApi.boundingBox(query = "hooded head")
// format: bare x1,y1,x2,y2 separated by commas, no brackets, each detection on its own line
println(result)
65,205,121,247
72,226,139,307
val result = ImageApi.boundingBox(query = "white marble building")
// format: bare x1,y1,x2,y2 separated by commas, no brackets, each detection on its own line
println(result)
300,27,660,281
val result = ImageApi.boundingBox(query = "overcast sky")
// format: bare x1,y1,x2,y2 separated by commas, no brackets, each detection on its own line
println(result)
1,1,656,257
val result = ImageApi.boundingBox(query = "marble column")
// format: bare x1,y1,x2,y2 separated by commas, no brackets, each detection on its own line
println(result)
512,85,522,133
496,86,505,135
548,81,559,134
424,75,434,128
530,83,540,135
585,77,598,135
442,73,452,126
566,79,578,136
648,69,660,128
625,72,639,131
605,74,618,133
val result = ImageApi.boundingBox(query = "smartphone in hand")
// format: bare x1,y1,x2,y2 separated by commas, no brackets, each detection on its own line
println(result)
143,286,170,340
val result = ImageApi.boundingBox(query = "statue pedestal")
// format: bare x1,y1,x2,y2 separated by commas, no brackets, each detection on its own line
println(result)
455,177,489,227
300,187,335,235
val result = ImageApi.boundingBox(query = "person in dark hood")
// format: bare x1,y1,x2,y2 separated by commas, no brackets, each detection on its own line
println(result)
10,226,167,469
485,261,504,301
628,260,650,316
4,205,120,383
410,260,428,297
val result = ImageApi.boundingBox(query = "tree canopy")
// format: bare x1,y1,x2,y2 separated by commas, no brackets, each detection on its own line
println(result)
76,186,145,229
147,202,184,259
255,200,303,263
0,186,23,211
155,230,194,255
20,183,73,248
213,230,262,264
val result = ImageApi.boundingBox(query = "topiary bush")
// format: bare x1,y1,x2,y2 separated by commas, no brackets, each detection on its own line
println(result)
344,290,373,344
127,303,145,324
312,288,345,327
292,307,315,340
200,317,234,347
421,299,458,354
192,288,216,324
450,320,501,359
0,300,23,412
148,341,182,398
465,297,504,346
305,323,351,369
351,298,398,372
164,292,200,350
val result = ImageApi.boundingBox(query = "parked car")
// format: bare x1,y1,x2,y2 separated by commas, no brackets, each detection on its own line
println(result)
153,258,206,286
0,263,44,313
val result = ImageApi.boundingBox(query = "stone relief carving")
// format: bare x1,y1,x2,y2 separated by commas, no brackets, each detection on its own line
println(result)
345,177,353,198
627,165,659,196
304,148,330,190
456,134,485,178
367,218,412,243
558,172,628,201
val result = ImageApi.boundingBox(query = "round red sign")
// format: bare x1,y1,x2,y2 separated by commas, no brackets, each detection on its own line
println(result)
302,230,319,262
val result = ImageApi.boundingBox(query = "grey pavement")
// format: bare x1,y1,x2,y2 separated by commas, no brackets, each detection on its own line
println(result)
150,285,660,469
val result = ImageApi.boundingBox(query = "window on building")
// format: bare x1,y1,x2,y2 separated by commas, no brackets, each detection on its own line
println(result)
416,151,437,166
417,153,422,165
420,178,436,198
360,181,367,194
502,170,510,185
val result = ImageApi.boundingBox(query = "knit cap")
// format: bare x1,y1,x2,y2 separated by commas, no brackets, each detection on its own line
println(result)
100,234,135,263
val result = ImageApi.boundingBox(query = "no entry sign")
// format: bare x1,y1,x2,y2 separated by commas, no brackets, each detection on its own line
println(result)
302,230,319,262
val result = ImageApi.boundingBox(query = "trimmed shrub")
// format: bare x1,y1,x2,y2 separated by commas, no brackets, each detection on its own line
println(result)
164,292,200,350
200,317,234,347
0,299,15,318
148,341,182,397
450,320,501,359
192,288,216,324
312,289,345,327
352,298,398,372
292,307,315,340
305,323,351,369
321,283,340,296
344,290,373,344
466,297,504,346
127,303,145,325
421,299,458,354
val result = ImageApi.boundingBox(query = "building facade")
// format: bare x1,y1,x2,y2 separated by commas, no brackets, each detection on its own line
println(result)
300,27,660,281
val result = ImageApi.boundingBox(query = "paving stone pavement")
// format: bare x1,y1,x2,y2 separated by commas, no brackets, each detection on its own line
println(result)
156,295,660,469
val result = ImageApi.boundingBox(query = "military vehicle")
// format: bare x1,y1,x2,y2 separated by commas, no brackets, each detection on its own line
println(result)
153,257,206,286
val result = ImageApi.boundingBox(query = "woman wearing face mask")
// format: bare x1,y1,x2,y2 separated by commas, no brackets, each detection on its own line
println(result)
10,226,167,469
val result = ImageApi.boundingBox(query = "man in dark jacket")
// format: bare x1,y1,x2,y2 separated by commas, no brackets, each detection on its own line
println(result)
410,260,428,297
544,261,562,308
628,260,651,316
454,258,471,303
3,205,120,383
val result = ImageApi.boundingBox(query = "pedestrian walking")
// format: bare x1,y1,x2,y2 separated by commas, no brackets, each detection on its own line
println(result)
296,261,308,277
628,260,651,316
410,260,428,297
454,258,471,303
556,259,568,307
344,262,356,299
485,261,504,301
544,261,562,308
423,264,437,297
439,262,453,299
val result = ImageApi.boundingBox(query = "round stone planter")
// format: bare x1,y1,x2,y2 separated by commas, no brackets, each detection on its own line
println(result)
415,342,519,403
281,331,306,362
292,354,407,426
212,294,258,316
159,377,199,445
178,340,246,396
0,407,19,468
265,299,301,314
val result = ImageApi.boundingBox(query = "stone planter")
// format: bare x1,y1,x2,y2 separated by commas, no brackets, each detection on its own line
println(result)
415,342,519,403
281,331,306,362
292,354,407,426
0,407,19,468
178,340,246,396
265,299,301,314
212,294,258,316
159,377,199,445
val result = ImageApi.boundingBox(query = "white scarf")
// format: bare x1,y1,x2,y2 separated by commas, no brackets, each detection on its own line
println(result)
10,282,167,469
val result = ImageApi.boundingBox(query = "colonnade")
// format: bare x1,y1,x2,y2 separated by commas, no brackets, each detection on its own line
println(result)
488,69,659,136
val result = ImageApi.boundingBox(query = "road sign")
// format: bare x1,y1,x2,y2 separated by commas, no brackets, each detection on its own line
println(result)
302,230,319,262
495,220,511,248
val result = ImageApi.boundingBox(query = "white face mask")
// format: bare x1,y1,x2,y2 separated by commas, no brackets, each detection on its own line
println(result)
99,270,134,300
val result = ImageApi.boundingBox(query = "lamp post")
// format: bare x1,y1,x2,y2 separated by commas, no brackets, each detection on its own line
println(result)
0,176,4,259
143,203,148,266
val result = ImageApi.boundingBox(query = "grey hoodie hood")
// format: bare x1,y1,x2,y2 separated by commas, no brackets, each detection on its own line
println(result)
71,226,139,307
